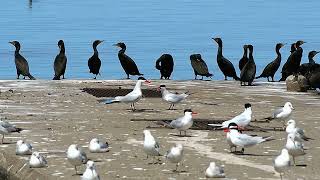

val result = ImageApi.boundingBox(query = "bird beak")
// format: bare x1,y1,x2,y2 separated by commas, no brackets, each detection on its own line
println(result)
212,38,218,42
156,87,161,92
112,44,119,47
191,112,198,115
8,41,14,45
223,128,229,132
292,107,295,110
145,80,151,84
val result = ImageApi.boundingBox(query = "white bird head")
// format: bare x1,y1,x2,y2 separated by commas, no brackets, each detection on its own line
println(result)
32,151,40,158
143,130,152,137
68,144,79,152
90,138,99,144
184,109,197,116
284,102,294,110
209,162,216,169
281,148,289,155
286,119,296,127
176,144,183,150
16,140,24,146
137,77,151,84
86,160,96,170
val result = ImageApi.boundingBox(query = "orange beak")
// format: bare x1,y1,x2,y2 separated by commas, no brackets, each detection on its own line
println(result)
192,112,198,115
223,128,229,132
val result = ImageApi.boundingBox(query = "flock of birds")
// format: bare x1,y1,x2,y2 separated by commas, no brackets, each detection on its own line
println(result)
0,76,312,179
7,38,320,90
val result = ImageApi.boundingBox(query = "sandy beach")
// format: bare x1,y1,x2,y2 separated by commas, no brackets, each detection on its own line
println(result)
0,80,319,180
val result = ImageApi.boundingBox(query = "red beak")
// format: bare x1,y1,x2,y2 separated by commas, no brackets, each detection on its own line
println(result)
145,80,151,84
192,112,198,115
223,128,229,132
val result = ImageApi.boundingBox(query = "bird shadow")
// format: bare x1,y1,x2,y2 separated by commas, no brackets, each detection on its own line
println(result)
72,173,83,176
294,164,307,167
129,109,158,113
164,170,188,175
1,142,16,145
232,152,275,157
170,134,196,138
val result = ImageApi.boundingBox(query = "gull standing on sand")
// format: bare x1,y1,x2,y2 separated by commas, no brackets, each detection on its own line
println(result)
143,130,161,163
0,120,23,144
89,138,109,153
223,123,239,152
228,123,273,153
29,152,48,168
158,85,191,110
273,148,290,180
81,161,100,180
165,144,184,171
286,119,313,142
16,140,32,155
103,77,151,111
170,109,197,136
285,133,306,165
205,162,225,178
264,102,294,126
67,144,88,174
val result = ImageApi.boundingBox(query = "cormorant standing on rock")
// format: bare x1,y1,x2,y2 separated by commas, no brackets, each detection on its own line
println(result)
240,45,256,86
9,41,36,80
113,42,143,79
256,43,285,82
190,54,213,80
155,54,174,79
88,40,103,79
299,51,319,77
213,37,240,80
53,40,67,80
238,45,248,71
280,40,305,81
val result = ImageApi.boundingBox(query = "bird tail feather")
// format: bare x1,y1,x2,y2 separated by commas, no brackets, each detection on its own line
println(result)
28,74,36,80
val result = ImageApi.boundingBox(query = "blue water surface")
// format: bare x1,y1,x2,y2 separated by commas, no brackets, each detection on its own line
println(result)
0,0,319,80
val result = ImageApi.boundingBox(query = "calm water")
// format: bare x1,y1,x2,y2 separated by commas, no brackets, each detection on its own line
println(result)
0,0,319,80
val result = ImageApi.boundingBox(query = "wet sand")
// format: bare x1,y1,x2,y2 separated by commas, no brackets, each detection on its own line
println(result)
0,80,319,180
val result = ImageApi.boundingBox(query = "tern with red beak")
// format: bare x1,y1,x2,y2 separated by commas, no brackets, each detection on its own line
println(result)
158,85,191,110
103,77,151,111
170,109,197,136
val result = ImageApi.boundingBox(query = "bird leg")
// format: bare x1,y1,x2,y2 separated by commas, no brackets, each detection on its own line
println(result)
241,148,245,154
224,76,227,80
126,74,130,79
168,104,172,110
179,131,182,136
62,75,65,79
280,173,283,180
132,103,136,111
201,76,204,80
1,135,3,144
267,77,270,82
194,75,197,80
75,166,78,175
175,163,179,172
272,76,275,82
184,131,187,136
293,156,296,166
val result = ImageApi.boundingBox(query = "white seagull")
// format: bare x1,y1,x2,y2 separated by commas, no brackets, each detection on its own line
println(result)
273,148,290,180
205,162,225,178
29,152,48,168
228,123,273,153
16,140,32,155
286,119,312,142
264,102,294,125
0,120,23,144
221,103,252,129
285,133,306,165
170,109,197,136
103,77,151,111
81,161,100,180
143,130,161,163
89,138,109,153
165,144,184,171
158,85,191,110
67,144,88,174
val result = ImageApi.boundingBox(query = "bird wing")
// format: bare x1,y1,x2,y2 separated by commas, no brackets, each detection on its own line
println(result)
15,54,30,75
120,54,141,75
26,143,33,150
235,134,262,147
191,58,211,76
99,141,109,149
272,108,284,118
54,53,67,76
165,93,186,103
170,118,184,129
79,148,88,163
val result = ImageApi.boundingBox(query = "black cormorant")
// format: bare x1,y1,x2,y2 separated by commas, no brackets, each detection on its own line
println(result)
240,45,256,86
155,54,174,79
53,40,67,80
190,54,213,80
238,45,248,71
88,40,103,79
212,38,240,80
113,42,143,79
280,40,305,81
256,43,285,82
9,41,35,80
308,67,320,89
299,51,319,77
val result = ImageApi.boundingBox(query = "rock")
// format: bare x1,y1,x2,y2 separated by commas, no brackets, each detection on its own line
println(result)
286,75,309,92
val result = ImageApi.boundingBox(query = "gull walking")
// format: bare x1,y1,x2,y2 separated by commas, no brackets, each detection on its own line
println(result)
143,130,161,164
29,152,47,168
205,162,225,178
81,161,100,180
158,85,191,110
0,120,23,143
103,77,151,111
286,119,313,142
273,149,290,180
228,123,273,153
67,144,88,174
165,144,184,171
264,102,294,126
89,138,109,153
285,133,306,165
16,140,32,155
170,109,197,136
